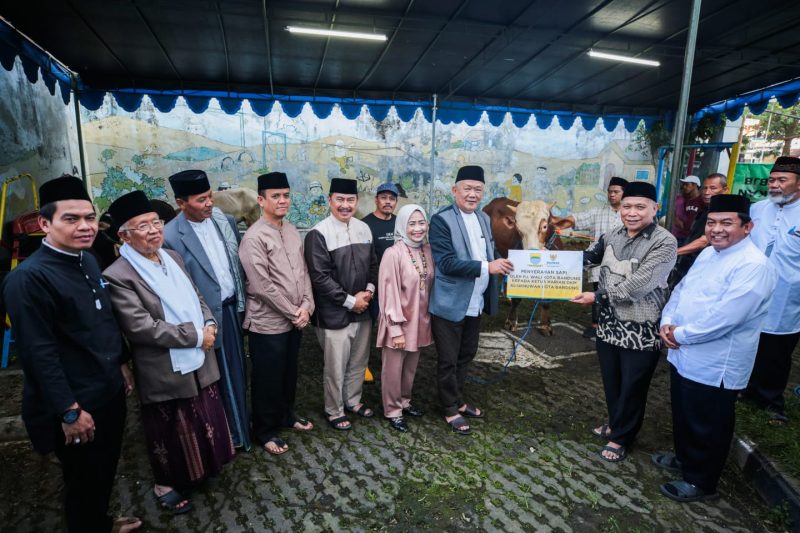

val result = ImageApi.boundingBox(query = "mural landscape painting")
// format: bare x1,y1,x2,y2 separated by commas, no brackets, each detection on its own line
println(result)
81,96,654,228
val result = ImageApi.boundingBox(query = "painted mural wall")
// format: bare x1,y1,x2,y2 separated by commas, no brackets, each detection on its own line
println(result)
0,57,80,224
81,95,654,229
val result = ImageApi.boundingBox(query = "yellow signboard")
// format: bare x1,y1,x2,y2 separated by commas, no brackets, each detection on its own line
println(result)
506,250,584,300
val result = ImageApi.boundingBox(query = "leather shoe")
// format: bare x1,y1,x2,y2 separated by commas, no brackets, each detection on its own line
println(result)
387,416,409,433
402,405,424,417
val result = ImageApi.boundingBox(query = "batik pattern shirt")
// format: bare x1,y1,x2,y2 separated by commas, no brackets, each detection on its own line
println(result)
586,222,677,351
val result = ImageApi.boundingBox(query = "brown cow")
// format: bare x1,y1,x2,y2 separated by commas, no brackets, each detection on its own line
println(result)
213,188,261,227
483,198,557,335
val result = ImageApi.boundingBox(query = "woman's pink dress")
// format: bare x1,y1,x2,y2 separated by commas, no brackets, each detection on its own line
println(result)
376,242,434,350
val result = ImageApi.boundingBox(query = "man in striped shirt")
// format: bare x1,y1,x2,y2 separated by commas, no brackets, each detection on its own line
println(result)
570,181,677,463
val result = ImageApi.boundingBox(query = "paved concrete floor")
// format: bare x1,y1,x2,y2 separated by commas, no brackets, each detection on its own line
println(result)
0,302,777,532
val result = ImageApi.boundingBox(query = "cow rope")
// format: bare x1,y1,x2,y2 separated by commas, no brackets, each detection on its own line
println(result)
468,229,561,385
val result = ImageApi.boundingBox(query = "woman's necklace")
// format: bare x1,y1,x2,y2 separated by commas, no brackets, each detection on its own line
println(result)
404,243,428,291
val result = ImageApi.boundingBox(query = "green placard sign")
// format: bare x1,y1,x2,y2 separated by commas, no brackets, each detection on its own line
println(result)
731,163,771,202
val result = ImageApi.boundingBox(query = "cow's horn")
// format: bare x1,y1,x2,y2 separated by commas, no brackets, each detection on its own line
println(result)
507,205,517,213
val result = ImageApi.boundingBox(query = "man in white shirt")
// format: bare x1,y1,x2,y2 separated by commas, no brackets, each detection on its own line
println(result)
163,170,250,450
743,156,800,424
654,194,776,503
428,166,513,435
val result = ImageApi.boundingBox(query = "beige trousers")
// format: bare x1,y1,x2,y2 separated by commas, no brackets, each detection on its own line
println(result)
316,320,371,417
381,347,421,418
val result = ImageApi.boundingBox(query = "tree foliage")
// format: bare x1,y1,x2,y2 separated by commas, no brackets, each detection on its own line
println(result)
631,116,722,167
760,101,800,156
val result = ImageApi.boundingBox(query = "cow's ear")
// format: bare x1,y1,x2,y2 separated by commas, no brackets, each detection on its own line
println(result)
503,215,516,229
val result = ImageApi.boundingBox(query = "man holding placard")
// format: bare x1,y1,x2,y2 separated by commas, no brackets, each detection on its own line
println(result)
570,182,677,462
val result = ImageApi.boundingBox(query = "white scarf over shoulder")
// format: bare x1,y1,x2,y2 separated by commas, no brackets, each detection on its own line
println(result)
119,243,205,374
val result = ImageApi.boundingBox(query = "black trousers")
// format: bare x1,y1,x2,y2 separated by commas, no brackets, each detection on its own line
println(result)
596,339,659,446
670,365,738,493
249,329,302,444
53,389,127,533
745,331,800,413
432,314,482,417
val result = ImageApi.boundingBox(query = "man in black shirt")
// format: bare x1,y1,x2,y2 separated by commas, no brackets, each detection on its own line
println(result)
3,176,140,533
362,182,399,263
362,183,399,323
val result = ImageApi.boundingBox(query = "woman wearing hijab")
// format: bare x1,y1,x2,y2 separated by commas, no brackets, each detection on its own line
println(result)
102,191,235,514
376,204,434,432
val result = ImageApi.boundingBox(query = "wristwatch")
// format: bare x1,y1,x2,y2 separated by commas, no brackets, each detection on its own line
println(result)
62,407,82,424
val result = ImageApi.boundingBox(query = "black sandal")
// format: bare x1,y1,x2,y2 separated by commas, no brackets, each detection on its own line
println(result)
600,445,626,462
591,423,610,439
154,489,193,515
264,436,289,455
288,417,314,431
345,404,374,418
458,404,484,418
327,415,352,431
446,415,471,435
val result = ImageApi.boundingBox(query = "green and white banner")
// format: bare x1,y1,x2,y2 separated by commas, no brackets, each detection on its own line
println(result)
731,163,771,202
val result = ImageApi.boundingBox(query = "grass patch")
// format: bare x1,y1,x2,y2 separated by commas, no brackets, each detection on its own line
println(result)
391,479,484,530
736,394,800,480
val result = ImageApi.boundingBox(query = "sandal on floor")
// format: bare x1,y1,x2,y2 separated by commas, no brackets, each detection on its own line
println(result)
591,423,610,439
600,445,626,462
446,415,472,435
458,404,484,418
264,437,289,455
111,517,142,533
346,404,374,418
768,411,789,426
327,415,352,431
289,417,314,431
651,452,682,474
154,489,193,515
660,480,719,503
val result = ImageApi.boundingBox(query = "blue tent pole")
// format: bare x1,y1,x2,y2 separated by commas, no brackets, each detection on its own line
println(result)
656,146,669,217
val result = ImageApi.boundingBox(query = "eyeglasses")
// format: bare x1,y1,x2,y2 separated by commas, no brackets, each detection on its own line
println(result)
124,219,165,232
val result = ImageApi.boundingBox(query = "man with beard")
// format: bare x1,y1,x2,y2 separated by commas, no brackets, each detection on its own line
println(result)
743,156,800,424
2,176,140,532
305,178,378,431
